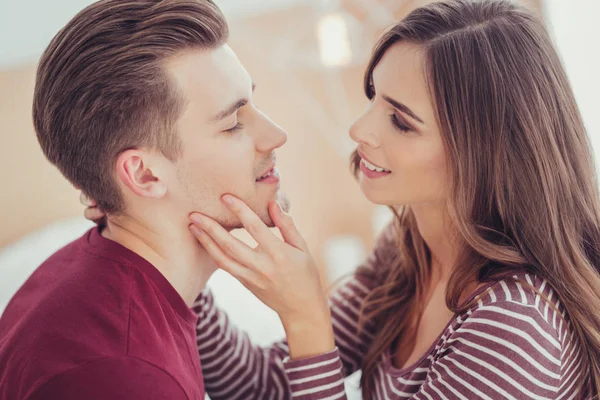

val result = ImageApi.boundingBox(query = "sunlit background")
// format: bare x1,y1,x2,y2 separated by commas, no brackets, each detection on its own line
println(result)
0,0,598,396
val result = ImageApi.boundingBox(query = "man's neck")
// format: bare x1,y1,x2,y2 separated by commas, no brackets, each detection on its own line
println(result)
101,215,216,307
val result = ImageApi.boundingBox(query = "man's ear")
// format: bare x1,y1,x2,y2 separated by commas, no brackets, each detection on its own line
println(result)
115,150,167,199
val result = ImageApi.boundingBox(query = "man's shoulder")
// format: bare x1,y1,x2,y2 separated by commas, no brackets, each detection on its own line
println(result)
0,234,138,399
2,235,134,337
26,356,189,400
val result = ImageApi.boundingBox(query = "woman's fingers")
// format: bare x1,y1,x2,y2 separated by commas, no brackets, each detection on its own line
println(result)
79,192,105,224
221,195,280,255
84,207,105,222
79,192,97,207
269,201,309,252
189,225,257,284
189,213,263,268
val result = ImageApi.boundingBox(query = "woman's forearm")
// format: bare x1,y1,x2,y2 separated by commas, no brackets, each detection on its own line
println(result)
282,305,336,360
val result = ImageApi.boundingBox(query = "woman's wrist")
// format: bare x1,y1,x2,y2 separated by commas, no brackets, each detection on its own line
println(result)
282,306,336,360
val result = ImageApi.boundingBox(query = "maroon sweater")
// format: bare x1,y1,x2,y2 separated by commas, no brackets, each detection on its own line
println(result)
0,227,204,400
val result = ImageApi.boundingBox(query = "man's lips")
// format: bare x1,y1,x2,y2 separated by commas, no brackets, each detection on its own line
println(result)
256,165,275,181
256,167,280,184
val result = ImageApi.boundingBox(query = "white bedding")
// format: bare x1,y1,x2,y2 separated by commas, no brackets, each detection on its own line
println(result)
0,217,361,398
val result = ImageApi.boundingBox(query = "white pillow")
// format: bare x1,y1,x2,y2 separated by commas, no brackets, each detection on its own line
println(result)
0,218,96,312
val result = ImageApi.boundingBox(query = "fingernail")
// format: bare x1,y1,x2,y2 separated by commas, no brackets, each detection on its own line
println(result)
190,214,207,227
189,224,203,236
275,201,284,216
222,195,234,206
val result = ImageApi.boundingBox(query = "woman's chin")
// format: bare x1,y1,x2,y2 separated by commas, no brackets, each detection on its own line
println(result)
360,186,397,206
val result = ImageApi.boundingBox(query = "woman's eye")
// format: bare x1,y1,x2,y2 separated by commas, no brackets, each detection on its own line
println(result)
389,114,411,133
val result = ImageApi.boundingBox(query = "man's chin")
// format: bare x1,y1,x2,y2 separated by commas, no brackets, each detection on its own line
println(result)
220,192,290,232
265,192,290,227
217,208,273,232
279,195,291,214
220,215,273,232
263,218,276,229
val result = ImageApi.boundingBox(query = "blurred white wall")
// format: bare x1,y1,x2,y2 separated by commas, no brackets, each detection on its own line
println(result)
0,0,308,68
544,0,600,172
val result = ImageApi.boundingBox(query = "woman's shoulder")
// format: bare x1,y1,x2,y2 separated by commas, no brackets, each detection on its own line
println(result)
456,273,573,368
433,274,586,398
474,273,565,326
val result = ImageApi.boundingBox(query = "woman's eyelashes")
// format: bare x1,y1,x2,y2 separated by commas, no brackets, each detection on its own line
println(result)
367,84,413,133
389,113,411,133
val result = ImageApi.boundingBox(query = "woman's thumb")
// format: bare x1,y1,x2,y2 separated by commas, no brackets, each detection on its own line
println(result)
270,201,308,252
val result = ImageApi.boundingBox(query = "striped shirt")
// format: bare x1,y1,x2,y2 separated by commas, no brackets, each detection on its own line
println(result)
194,224,590,399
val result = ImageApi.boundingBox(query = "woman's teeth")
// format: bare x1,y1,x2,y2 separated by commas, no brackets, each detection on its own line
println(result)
361,159,390,173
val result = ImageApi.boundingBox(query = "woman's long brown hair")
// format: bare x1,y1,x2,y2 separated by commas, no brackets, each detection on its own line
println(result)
351,0,600,398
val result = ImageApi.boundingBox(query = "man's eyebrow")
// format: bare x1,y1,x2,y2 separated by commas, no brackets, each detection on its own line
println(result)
210,83,256,122
382,94,424,124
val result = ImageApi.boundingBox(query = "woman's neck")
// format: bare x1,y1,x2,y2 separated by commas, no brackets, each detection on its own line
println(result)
411,203,456,281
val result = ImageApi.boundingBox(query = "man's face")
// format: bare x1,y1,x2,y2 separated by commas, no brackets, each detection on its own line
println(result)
162,45,289,230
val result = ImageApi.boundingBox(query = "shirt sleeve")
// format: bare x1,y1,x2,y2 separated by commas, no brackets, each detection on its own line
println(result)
195,290,292,400
329,221,399,376
194,222,399,400
411,300,563,399
27,356,189,400
283,348,347,399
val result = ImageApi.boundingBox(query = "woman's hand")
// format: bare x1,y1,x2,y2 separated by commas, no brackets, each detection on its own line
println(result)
79,193,106,226
189,195,335,359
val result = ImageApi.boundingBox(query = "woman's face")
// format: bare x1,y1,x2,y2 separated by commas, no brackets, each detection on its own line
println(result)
349,41,448,207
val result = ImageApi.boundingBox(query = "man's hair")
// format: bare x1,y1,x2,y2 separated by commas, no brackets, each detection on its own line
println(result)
33,0,229,213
